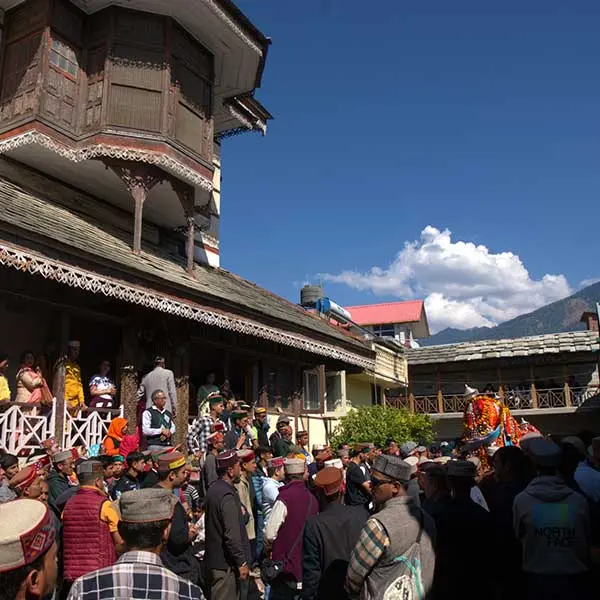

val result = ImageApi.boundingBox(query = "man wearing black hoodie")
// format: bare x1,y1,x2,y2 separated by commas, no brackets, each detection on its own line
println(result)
514,437,591,600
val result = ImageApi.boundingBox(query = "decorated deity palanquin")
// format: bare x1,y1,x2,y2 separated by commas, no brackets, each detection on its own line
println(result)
0,0,272,268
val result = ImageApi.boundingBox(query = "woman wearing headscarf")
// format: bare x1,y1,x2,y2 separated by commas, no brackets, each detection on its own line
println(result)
102,417,128,456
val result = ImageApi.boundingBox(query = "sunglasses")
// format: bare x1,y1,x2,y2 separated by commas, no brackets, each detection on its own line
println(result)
370,475,393,488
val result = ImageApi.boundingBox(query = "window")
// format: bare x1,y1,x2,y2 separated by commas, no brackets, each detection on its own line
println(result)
303,370,320,411
49,38,78,77
370,324,396,338
326,372,343,412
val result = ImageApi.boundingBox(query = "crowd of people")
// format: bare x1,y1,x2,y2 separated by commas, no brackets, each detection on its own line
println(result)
3,376,600,600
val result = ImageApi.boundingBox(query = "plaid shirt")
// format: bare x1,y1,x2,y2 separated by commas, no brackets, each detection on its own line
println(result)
186,415,215,454
345,517,390,598
66,551,204,600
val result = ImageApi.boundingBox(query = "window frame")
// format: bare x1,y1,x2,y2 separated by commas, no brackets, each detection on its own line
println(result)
48,35,79,80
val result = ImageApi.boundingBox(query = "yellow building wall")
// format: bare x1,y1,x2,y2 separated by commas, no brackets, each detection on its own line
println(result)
347,377,373,407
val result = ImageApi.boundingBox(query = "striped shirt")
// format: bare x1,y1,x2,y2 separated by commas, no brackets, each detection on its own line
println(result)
66,551,204,600
345,517,390,598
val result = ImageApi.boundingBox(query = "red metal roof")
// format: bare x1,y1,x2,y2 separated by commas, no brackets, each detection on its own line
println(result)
345,300,425,326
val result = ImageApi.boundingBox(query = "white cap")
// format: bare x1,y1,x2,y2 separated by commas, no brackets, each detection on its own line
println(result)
0,500,56,572
324,458,343,470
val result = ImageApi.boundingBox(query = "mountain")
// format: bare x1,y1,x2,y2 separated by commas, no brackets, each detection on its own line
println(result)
420,281,600,346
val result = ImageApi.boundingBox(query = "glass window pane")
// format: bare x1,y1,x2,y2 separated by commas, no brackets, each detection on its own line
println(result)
304,371,319,411
326,373,341,412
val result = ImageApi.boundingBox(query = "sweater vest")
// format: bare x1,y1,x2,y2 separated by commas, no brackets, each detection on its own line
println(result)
62,487,117,581
272,480,318,582
146,407,173,446
361,497,436,600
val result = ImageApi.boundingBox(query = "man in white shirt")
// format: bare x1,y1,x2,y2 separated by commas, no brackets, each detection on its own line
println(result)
142,390,176,452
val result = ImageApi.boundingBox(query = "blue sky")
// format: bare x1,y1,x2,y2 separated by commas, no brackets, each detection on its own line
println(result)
219,0,600,332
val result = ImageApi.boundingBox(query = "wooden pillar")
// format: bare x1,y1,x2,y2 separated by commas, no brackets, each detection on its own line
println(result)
174,341,190,451
171,180,196,274
563,364,572,407
408,382,415,413
436,366,444,413
131,186,145,255
318,364,326,413
107,162,163,255
529,364,538,409
52,311,69,442
119,324,139,429
120,366,138,427
186,216,195,274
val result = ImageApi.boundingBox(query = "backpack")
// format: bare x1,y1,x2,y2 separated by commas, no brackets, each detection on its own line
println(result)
363,510,425,600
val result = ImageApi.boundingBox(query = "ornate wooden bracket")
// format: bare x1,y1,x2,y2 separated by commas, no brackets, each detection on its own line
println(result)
106,162,164,255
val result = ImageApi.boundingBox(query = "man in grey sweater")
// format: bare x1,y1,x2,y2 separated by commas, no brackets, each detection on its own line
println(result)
139,356,177,414
514,437,591,600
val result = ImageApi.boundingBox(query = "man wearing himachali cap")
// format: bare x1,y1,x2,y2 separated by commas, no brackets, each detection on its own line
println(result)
155,451,200,583
303,467,369,600
0,499,58,600
67,489,204,600
204,449,250,600
202,429,226,492
187,392,227,457
264,458,318,599
345,454,436,599
46,449,75,514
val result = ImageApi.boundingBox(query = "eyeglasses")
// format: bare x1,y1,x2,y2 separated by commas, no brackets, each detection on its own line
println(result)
370,475,393,488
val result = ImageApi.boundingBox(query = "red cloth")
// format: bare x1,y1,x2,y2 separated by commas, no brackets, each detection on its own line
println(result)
119,427,140,458
62,487,117,581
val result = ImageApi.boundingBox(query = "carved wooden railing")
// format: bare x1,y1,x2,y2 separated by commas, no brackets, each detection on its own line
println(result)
536,388,567,409
0,401,57,455
413,395,439,414
411,385,600,414
63,404,123,450
442,395,469,413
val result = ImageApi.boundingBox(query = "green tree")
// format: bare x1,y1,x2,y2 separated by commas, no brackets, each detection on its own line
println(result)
330,405,434,449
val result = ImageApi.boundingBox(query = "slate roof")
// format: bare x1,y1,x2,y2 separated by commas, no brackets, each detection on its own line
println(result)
0,159,372,362
407,331,600,365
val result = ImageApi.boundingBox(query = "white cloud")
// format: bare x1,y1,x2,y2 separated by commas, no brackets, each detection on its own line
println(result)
323,226,572,333
580,278,600,289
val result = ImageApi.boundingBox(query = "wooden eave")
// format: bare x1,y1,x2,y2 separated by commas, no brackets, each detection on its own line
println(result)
0,160,374,369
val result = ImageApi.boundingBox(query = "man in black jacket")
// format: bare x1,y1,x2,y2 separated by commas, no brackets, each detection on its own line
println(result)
302,467,369,600
155,451,200,584
204,449,250,600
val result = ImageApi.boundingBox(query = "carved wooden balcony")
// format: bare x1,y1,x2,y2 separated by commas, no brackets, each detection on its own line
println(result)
0,0,215,185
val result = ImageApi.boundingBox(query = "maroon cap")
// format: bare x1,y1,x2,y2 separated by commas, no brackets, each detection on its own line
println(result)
237,449,255,463
216,450,240,471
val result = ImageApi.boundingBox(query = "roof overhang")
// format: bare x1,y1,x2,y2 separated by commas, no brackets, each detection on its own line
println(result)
0,239,374,370
215,94,273,139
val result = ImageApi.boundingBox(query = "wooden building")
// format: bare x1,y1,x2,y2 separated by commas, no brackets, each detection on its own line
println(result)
406,329,600,438
0,0,377,451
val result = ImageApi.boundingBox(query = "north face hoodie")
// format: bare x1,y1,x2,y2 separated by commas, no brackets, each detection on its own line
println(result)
513,475,590,574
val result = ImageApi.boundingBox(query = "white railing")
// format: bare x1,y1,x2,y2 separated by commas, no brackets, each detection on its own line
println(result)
0,402,56,455
62,404,123,450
